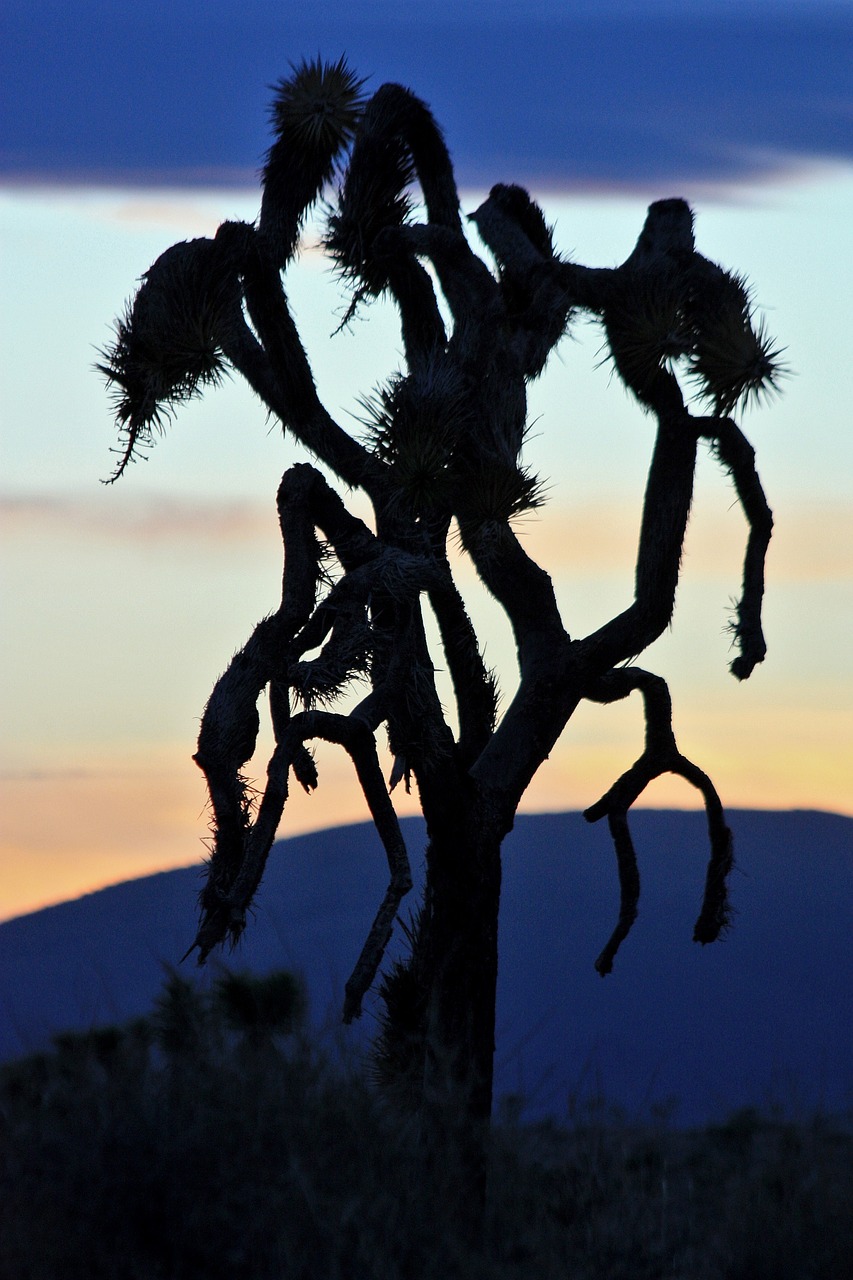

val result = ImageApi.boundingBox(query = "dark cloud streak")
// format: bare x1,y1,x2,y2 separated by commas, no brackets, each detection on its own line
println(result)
2,6,851,189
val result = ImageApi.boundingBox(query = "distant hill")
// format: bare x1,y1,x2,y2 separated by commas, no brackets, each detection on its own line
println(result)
1,810,851,1126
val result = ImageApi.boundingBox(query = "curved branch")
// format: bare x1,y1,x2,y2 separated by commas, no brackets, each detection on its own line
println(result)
576,404,698,674
459,515,567,675
582,667,734,973
326,81,464,355
380,222,500,340
231,232,386,496
292,711,414,1025
697,417,774,679
189,710,412,1022
593,813,640,979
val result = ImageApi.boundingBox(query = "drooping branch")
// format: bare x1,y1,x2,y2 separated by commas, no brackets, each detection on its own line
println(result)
193,464,379,798
582,667,734,973
190,706,413,1023
190,464,397,954
276,710,413,1026
325,81,462,359
698,416,774,679
188,456,460,1010
593,813,641,981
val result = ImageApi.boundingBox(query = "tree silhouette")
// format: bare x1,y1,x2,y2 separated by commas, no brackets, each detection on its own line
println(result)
100,57,780,1229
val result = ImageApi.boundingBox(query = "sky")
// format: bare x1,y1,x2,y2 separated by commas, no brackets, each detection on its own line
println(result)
1,0,852,920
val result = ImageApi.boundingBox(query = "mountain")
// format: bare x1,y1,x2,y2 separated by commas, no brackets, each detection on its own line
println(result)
1,810,851,1126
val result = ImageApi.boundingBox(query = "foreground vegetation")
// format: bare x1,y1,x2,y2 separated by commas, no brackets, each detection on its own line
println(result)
1,971,850,1279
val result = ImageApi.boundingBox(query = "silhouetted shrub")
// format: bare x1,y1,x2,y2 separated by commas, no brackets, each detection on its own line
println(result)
1,971,850,1278
214,969,307,1041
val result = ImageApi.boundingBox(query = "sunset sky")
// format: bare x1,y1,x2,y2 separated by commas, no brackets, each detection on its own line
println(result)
2,0,852,920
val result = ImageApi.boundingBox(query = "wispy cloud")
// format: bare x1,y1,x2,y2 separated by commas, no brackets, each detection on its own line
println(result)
457,502,853,583
0,768,103,783
0,492,276,547
4,492,852,581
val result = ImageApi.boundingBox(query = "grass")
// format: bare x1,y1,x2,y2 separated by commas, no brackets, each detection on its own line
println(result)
1,970,851,1279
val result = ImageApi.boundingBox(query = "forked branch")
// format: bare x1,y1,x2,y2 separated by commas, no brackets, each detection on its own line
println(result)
190,708,412,1025
583,668,734,974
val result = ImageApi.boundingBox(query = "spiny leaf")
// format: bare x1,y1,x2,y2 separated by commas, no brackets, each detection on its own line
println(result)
686,265,787,416
269,56,366,153
458,458,547,526
325,131,415,305
358,362,472,515
603,270,692,405
98,237,239,481
261,58,367,266
691,310,787,417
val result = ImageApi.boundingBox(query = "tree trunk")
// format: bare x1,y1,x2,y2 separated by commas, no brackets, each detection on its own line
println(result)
417,796,509,1240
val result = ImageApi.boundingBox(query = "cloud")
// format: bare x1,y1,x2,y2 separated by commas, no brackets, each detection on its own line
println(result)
99,194,328,254
0,768,101,783
453,502,853,584
4,491,852,582
0,492,276,547
2,5,851,191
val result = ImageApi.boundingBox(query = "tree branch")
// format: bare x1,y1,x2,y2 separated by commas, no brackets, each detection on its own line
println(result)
467,184,583,376
380,222,500,341
426,563,498,766
575,404,698,674
582,667,734,973
697,417,774,679
459,517,567,673
190,708,413,1026
237,234,386,496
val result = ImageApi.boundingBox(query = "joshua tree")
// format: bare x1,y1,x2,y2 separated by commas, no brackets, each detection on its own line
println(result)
100,58,780,1224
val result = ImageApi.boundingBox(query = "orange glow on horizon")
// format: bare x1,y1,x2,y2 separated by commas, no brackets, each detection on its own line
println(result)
2,710,850,924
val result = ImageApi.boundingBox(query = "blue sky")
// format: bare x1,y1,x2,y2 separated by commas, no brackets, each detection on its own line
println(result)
1,0,852,918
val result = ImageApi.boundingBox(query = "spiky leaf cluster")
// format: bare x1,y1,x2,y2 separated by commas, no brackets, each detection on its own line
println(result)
261,57,367,265
325,127,415,303
604,262,784,416
457,457,546,528
603,269,692,406
361,363,471,515
99,238,238,480
686,268,786,416
269,57,366,152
